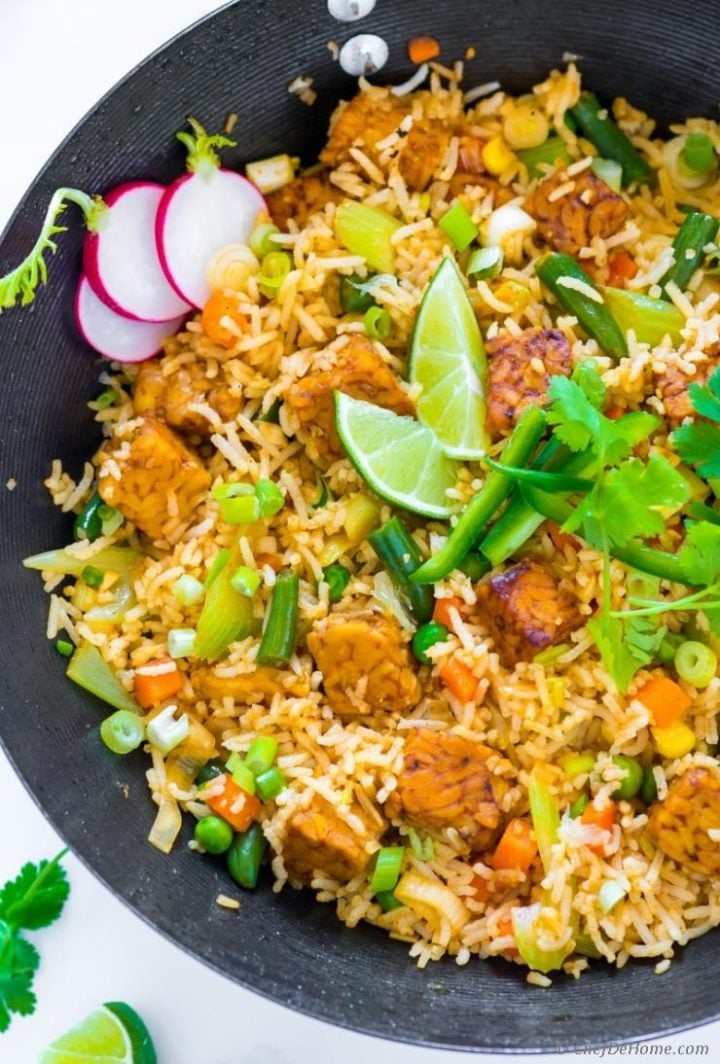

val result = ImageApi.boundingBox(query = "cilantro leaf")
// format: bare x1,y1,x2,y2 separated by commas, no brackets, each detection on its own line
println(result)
673,419,720,478
677,520,720,586
688,373,720,422
547,376,658,464
565,454,690,548
589,612,666,693
571,359,607,409
0,853,69,932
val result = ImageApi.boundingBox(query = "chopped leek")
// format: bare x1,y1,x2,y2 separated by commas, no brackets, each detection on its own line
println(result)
66,644,140,713
23,546,141,576
511,904,569,974
528,766,561,876
194,550,255,661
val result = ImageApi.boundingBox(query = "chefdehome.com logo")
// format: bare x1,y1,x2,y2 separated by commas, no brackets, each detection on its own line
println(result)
581,1044,710,1057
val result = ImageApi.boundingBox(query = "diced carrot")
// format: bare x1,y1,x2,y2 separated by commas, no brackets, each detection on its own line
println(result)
582,798,617,854
490,818,538,873
408,35,440,64
201,291,248,348
604,403,625,420
608,251,639,288
433,595,464,631
133,660,182,709
496,913,518,953
204,774,261,833
547,520,579,552
438,657,478,702
471,874,490,902
636,674,692,728
255,552,283,571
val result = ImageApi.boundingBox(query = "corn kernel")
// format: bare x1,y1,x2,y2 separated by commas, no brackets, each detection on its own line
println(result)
482,136,515,176
652,721,696,759
494,279,531,311
547,677,566,709
503,104,550,150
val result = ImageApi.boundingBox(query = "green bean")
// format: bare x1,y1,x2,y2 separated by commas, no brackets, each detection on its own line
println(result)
536,253,628,358
483,457,593,493
74,491,104,542
412,406,548,585
687,501,720,527
196,758,225,786
660,209,719,295
640,766,658,805
339,272,377,314
570,92,657,187
257,570,299,667
227,823,268,889
368,516,434,623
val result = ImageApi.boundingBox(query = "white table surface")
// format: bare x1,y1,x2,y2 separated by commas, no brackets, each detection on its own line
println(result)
1,2,719,1060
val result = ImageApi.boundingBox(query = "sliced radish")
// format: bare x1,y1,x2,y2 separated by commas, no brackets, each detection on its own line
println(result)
74,276,186,362
155,120,266,309
83,182,191,323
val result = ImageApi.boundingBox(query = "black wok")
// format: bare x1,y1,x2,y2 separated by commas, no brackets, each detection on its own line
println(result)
1,0,718,1051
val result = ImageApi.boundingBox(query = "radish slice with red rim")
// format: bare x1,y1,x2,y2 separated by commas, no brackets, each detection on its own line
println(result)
74,276,186,362
155,120,266,309
83,182,191,322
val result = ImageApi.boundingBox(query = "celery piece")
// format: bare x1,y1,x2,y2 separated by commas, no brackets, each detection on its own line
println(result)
334,201,402,274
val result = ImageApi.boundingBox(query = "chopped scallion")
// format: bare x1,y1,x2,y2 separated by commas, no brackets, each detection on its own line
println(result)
173,574,206,607
230,566,261,597
369,846,405,894
146,705,190,754
167,628,197,659
255,766,287,801
439,201,479,252
255,478,285,517
467,245,503,280
364,305,392,340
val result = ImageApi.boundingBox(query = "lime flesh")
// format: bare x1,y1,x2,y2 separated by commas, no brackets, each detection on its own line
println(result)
334,392,460,518
409,256,489,459
39,1002,157,1064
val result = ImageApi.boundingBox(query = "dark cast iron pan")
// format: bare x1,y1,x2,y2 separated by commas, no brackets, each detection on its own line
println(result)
1,0,719,1052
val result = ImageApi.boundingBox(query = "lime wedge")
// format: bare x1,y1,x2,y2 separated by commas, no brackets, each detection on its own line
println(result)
40,1002,157,1064
334,392,460,518
409,256,489,459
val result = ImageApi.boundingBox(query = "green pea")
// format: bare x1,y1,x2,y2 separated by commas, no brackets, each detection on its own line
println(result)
375,890,404,912
322,563,351,604
227,823,268,889
339,272,376,314
569,792,590,819
640,766,658,805
411,622,450,665
196,758,225,786
100,710,145,755
195,815,234,855
81,565,104,589
611,755,644,800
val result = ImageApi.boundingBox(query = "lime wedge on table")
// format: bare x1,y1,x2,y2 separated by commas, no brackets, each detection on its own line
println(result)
40,1002,157,1064
409,256,489,459
334,392,460,518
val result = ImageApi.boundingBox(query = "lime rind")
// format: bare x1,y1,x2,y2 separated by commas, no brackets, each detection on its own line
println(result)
409,256,489,459
40,1002,156,1064
334,392,460,518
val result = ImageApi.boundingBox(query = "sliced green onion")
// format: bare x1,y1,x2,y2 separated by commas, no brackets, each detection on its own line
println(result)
204,548,230,589
368,516,434,623
81,564,104,589
674,640,717,688
23,546,141,577
570,92,656,187
375,890,404,912
228,756,257,796
195,551,255,661
95,387,119,409
534,644,570,667
255,478,285,517
439,201,479,252
255,766,287,801
250,222,280,259
659,209,720,295
55,638,75,658
245,737,278,777
517,136,571,178
407,828,434,862
67,644,140,713
257,570,299,667
335,201,401,274
219,494,261,525
681,133,715,174
562,753,595,779
467,245,503,280
536,253,628,358
258,251,292,298
173,574,206,607
590,157,623,192
312,473,331,509
256,398,282,424
604,287,684,346
74,492,104,542
211,481,255,501
413,406,548,584
569,792,590,819
100,709,145,755
598,880,627,913
322,562,351,603
575,931,602,959
99,506,123,537
370,846,405,894
364,305,392,340
512,903,569,973
167,628,197,659
227,823,267,889
230,566,262,597
146,705,190,755
339,272,377,314
484,456,593,493
528,767,561,876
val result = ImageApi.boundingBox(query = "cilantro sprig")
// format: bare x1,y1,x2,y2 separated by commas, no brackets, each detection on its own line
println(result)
674,364,720,478
0,850,70,1032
